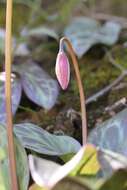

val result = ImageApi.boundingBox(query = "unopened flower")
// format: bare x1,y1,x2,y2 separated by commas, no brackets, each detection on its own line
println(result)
55,50,70,90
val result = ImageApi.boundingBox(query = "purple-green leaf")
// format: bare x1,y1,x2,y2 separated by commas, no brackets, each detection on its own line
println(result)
13,61,59,110
14,123,81,155
0,73,22,124
88,108,127,156
98,148,127,177
64,17,121,58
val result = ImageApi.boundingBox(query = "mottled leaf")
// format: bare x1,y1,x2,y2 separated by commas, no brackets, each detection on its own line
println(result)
13,61,59,110
98,148,127,177
14,123,81,155
88,108,127,156
64,17,121,57
29,146,88,188
0,124,29,190
27,27,58,40
0,72,22,124
98,21,121,45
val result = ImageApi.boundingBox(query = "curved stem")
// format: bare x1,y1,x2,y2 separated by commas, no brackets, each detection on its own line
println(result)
60,37,87,145
5,0,19,190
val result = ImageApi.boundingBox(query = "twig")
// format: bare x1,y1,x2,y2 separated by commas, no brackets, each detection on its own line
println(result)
18,105,36,113
105,97,127,112
5,0,19,190
86,73,126,104
106,50,126,73
86,50,127,105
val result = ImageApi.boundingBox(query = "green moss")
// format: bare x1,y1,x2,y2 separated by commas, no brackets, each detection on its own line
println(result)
106,46,127,104
112,46,127,69
71,56,120,97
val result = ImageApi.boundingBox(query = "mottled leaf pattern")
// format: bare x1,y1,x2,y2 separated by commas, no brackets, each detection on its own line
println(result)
14,123,81,155
98,148,127,177
0,73,22,124
0,124,29,190
88,108,127,156
13,61,59,110
98,21,121,45
64,17,121,57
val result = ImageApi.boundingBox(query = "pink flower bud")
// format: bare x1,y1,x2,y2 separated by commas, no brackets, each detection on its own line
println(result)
55,51,70,90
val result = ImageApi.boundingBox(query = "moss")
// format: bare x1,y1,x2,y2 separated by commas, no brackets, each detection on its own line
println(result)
106,46,127,105
71,55,120,97
112,46,127,69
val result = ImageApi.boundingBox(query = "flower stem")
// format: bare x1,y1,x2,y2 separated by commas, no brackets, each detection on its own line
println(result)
5,0,19,190
60,37,87,145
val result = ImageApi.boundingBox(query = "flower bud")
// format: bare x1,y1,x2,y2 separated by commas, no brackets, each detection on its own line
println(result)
55,51,70,90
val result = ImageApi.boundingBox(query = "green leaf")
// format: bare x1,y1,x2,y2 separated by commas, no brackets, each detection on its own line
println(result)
61,153,75,163
64,17,121,58
14,123,81,155
0,124,29,190
0,172,6,190
98,148,127,177
88,108,127,157
98,21,121,45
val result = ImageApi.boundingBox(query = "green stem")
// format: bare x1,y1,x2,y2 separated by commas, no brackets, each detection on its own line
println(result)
18,105,36,113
